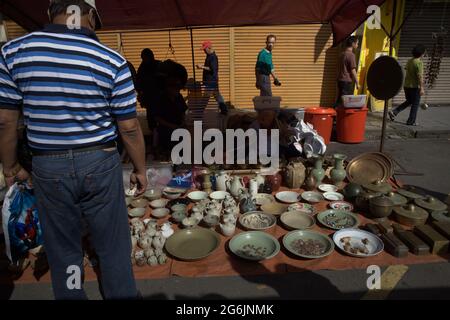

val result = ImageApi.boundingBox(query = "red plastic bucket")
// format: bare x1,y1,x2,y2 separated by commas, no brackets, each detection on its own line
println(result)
304,107,337,145
336,107,368,143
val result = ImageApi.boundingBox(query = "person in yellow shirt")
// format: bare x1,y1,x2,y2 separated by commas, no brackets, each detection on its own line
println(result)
389,45,426,126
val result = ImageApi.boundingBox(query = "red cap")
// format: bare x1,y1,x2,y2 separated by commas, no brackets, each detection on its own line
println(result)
202,40,212,50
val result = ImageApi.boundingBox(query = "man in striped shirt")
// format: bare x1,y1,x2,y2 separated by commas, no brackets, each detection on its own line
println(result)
0,0,146,299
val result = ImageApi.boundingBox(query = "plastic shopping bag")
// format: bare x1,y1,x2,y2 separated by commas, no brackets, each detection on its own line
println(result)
2,183,43,264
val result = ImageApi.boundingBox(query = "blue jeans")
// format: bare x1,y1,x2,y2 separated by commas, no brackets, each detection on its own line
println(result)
32,149,137,300
393,87,421,125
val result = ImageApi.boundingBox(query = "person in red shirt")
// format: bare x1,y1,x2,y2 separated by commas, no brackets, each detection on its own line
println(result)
334,36,360,107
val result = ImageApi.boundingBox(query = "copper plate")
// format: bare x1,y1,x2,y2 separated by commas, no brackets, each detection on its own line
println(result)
347,154,390,185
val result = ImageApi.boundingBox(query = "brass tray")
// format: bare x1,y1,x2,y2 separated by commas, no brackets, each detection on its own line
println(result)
347,153,391,185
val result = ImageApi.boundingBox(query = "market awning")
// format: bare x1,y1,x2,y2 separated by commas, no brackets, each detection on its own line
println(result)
0,0,386,46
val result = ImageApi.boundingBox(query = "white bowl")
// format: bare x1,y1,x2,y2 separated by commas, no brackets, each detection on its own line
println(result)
188,191,208,202
150,198,169,209
152,208,170,218
323,192,344,201
209,191,230,201
333,228,384,257
275,191,300,204
318,184,338,193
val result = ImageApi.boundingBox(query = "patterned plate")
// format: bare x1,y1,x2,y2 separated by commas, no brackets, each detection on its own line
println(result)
287,203,316,216
329,201,354,212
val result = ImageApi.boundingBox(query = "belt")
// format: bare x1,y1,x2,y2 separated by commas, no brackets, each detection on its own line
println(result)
31,141,117,157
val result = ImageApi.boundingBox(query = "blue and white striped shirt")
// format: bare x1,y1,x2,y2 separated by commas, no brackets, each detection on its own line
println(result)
0,24,137,150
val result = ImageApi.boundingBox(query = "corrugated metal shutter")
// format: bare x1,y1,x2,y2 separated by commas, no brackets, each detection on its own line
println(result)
4,19,26,40
234,25,338,109
394,1,450,106
4,19,337,109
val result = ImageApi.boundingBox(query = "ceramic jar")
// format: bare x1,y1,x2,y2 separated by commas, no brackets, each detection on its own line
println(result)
284,161,306,189
249,179,259,196
220,222,236,237
255,173,266,191
239,194,257,214
330,154,347,187
311,157,325,187
267,171,282,192
304,168,317,191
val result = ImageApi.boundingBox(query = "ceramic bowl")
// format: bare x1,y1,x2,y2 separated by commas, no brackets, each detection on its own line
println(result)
229,231,280,261
253,194,276,206
171,210,187,223
261,202,288,216
301,191,324,203
287,203,316,215
163,191,183,200
239,211,277,231
124,187,137,197
130,198,148,208
188,191,208,202
323,192,344,201
171,204,187,212
318,184,338,193
329,201,354,212
128,207,146,218
283,230,335,259
165,228,221,261
125,197,133,207
150,198,169,209
275,191,300,204
144,189,162,201
182,217,199,228
164,187,187,195
280,211,315,230
209,191,230,201
333,229,384,258
152,208,170,218
167,198,191,207
317,210,360,230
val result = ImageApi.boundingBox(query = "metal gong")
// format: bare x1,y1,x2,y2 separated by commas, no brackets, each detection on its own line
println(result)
367,56,404,100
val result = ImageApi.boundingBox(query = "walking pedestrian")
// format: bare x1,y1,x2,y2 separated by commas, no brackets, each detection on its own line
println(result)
196,40,228,115
389,44,426,126
0,0,147,300
255,35,281,96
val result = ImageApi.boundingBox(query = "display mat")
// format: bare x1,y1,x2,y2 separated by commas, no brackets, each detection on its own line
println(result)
2,187,449,285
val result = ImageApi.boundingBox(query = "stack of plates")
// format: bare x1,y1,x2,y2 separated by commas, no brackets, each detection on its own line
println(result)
346,152,393,185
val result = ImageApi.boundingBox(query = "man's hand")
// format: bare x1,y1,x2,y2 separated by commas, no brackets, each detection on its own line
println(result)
355,82,360,90
5,167,30,188
274,78,282,87
255,82,260,89
420,88,425,96
130,171,148,196
196,64,203,70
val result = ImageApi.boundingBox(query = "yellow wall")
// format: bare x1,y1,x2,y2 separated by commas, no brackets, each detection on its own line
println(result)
357,0,405,110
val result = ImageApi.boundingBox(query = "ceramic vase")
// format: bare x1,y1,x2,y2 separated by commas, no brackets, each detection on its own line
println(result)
304,168,317,191
330,154,347,187
311,157,325,187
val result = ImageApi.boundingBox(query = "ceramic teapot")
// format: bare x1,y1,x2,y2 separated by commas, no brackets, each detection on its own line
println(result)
152,235,165,250
215,171,231,192
161,222,174,238
239,193,257,214
227,176,245,198
220,222,236,237
223,214,237,225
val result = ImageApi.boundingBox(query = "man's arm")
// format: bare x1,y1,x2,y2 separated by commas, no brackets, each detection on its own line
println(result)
351,68,360,90
418,63,425,96
117,118,147,195
0,109,29,186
